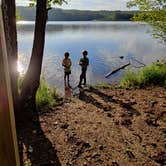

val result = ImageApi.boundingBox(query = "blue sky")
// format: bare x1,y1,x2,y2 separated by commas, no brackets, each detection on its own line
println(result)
16,0,131,11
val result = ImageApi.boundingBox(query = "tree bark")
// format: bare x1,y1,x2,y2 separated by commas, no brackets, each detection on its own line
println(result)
1,0,18,115
20,0,47,111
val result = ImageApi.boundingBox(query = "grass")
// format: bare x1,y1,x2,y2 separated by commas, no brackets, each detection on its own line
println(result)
120,61,166,88
19,76,62,109
36,79,62,109
95,82,112,89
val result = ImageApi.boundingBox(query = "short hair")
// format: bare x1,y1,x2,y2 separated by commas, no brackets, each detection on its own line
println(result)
64,52,69,57
82,50,88,56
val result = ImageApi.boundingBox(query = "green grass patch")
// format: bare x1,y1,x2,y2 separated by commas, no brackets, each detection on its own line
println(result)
36,79,62,109
96,82,112,89
19,76,63,109
120,62,166,88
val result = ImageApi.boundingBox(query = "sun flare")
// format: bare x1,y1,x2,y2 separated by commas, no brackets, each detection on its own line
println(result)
17,60,24,75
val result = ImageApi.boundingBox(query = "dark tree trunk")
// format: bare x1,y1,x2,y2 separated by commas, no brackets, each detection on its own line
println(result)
20,0,47,111
1,0,18,115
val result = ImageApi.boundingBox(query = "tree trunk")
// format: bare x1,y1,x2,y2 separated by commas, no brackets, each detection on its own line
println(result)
1,0,18,115
20,0,47,111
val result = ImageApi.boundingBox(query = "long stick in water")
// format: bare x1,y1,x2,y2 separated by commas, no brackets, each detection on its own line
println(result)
131,57,146,67
105,63,130,78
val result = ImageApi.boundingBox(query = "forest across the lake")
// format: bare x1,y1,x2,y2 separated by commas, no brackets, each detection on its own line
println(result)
17,6,139,21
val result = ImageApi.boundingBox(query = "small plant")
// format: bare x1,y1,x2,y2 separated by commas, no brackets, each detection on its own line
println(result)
19,76,62,109
96,82,112,89
36,79,60,109
120,61,166,88
120,70,140,88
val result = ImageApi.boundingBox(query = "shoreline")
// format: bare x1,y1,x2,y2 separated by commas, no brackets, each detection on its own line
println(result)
18,85,166,165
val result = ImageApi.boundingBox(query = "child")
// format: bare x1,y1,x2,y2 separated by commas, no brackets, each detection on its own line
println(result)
78,50,89,87
62,52,72,85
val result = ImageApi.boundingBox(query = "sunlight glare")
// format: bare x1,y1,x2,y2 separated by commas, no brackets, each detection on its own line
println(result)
17,60,24,75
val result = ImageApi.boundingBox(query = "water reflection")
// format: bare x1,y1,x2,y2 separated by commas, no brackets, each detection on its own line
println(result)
17,21,166,92
64,81,73,99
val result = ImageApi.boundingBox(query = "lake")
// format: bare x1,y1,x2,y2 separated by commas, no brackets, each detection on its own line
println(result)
17,21,166,92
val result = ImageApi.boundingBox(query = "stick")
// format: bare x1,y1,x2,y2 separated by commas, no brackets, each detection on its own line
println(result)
105,63,130,78
131,57,146,67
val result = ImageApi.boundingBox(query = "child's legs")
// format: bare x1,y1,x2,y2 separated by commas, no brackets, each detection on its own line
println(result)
64,72,67,81
67,74,70,83
79,72,83,85
82,69,87,85
64,74,67,88
83,73,86,85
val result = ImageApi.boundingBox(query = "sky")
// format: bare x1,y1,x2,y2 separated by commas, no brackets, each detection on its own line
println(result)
16,0,131,11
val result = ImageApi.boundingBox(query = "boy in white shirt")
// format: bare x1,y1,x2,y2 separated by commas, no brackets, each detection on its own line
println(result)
62,52,72,85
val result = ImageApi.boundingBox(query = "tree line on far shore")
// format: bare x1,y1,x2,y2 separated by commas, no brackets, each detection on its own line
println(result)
17,6,139,21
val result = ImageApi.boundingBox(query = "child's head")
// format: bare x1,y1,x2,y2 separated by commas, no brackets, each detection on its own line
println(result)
82,50,88,58
64,52,69,58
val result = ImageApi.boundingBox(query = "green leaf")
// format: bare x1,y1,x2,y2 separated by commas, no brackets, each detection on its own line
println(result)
127,0,166,42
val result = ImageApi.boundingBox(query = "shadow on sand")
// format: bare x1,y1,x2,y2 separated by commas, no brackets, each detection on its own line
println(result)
80,87,140,117
17,110,61,166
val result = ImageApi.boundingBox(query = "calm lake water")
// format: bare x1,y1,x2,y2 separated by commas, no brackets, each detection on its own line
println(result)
17,21,166,91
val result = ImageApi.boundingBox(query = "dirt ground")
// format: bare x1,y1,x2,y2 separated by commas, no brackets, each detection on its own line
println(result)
18,86,166,166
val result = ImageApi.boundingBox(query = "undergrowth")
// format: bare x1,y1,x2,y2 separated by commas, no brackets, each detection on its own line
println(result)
36,79,61,109
19,76,62,109
120,61,166,88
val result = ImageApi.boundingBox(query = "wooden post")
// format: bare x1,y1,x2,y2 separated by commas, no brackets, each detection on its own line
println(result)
0,2,20,166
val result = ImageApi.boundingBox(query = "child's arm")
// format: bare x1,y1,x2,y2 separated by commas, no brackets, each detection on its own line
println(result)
79,59,83,66
62,59,66,67
69,59,72,67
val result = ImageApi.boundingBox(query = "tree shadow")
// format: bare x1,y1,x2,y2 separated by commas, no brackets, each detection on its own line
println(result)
82,87,140,116
17,110,61,166
79,92,105,110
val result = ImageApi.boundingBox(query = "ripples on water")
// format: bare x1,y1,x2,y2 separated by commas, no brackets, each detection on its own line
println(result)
17,21,166,92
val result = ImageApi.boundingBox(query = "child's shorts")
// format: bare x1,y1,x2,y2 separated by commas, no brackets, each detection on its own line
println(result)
65,71,71,75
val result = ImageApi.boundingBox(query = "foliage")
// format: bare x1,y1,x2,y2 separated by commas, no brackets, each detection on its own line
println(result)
36,79,61,109
99,11,137,21
19,76,61,109
17,6,138,21
96,82,112,89
120,70,140,88
16,10,21,21
120,62,166,88
29,0,67,9
127,0,166,41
